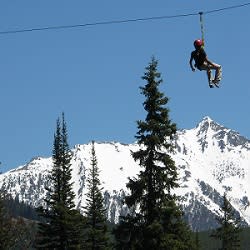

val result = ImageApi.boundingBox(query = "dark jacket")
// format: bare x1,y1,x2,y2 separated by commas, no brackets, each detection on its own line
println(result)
190,47,207,70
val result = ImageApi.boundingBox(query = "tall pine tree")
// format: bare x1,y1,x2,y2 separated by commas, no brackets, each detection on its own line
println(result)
83,141,110,249
115,57,196,250
211,192,241,250
37,113,82,249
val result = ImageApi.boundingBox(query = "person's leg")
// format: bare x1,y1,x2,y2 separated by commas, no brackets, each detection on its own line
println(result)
206,69,214,87
208,63,222,83
214,64,222,82
206,68,212,83
199,63,213,87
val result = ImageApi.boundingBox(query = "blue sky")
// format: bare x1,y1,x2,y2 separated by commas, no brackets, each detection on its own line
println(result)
0,1,249,172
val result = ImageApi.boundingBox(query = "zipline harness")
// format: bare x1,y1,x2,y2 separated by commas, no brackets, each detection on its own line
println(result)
199,12,205,47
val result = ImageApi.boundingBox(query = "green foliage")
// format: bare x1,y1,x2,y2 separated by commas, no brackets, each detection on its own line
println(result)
197,227,250,250
115,57,196,250
0,162,14,249
0,191,12,250
0,189,37,249
210,193,241,250
5,196,39,221
36,113,83,249
83,141,110,249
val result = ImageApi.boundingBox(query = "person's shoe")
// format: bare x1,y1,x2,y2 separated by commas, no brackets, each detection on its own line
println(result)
208,79,214,88
212,79,220,88
212,79,220,84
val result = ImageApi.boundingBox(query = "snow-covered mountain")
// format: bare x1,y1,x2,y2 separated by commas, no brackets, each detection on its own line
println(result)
1,116,250,231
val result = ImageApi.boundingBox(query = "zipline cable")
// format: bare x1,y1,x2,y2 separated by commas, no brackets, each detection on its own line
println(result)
0,13,197,35
0,2,249,35
203,2,250,14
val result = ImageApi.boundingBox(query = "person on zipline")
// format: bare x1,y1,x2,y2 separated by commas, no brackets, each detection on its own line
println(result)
189,39,222,88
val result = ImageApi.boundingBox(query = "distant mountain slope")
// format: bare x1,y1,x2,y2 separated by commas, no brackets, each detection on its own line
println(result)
1,116,250,231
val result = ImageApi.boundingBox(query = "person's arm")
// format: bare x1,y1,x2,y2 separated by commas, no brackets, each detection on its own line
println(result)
189,54,195,71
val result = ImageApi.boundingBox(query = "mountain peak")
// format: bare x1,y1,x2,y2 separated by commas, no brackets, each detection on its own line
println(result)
194,117,250,150
198,116,216,126
201,116,213,122
196,116,224,134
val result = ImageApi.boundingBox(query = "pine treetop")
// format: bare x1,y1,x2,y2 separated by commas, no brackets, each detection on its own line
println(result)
116,58,195,250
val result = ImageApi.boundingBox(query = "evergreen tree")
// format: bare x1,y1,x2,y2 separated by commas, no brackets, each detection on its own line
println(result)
36,113,82,249
115,57,196,250
0,163,13,249
83,141,110,249
211,192,241,250
195,231,201,250
0,191,11,249
0,181,30,249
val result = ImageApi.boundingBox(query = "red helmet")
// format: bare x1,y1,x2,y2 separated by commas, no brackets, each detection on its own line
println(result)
194,39,203,47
